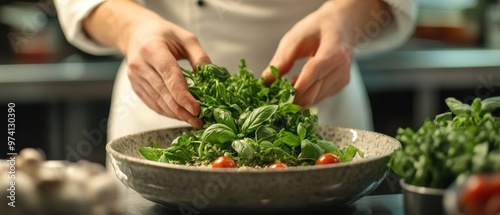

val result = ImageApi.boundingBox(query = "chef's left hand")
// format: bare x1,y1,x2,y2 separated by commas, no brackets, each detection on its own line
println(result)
261,0,391,109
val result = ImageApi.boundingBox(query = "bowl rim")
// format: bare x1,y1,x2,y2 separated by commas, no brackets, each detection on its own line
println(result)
106,126,401,174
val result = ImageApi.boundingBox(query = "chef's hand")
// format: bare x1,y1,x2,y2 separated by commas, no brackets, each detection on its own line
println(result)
125,18,208,129
83,0,210,128
262,0,391,109
84,0,208,129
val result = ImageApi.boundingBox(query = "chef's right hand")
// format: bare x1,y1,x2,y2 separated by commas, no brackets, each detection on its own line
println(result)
123,16,209,129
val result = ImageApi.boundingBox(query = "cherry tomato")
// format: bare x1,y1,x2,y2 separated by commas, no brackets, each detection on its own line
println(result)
212,156,236,168
460,173,500,215
316,153,341,165
269,162,287,169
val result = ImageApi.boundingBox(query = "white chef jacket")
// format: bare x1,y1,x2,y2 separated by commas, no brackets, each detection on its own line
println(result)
55,0,417,142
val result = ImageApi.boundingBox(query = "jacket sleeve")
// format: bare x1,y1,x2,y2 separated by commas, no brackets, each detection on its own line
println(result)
54,0,121,55
355,0,418,56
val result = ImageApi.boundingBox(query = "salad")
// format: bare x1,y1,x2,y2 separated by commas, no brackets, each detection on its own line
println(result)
139,60,363,168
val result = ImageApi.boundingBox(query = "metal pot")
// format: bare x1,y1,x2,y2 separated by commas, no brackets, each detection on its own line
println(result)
400,179,446,215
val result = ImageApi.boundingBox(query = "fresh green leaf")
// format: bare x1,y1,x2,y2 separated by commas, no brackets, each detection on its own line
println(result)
481,96,500,114
277,131,301,148
232,138,256,162
298,139,324,160
214,108,238,133
241,105,279,134
317,140,337,153
279,103,302,114
339,145,363,163
297,123,306,141
445,97,473,116
201,123,236,144
138,147,163,161
255,126,276,141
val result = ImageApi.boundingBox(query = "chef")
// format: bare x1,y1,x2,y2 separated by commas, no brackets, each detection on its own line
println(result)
55,0,417,142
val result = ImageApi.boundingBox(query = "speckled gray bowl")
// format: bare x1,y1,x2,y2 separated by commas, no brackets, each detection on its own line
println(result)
106,126,400,214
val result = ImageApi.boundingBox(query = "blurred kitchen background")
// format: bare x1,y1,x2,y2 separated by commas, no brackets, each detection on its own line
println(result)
1,0,499,168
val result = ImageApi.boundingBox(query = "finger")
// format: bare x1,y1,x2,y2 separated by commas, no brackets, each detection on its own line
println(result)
261,34,304,85
181,33,212,69
294,79,323,109
136,69,204,129
132,78,179,120
127,62,185,121
126,58,174,116
314,63,351,104
292,55,335,108
144,43,200,118
293,56,336,98
307,36,352,104
292,75,299,85
293,33,348,104
161,87,203,128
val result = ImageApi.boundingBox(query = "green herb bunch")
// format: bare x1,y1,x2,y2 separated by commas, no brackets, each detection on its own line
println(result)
139,60,362,167
389,97,500,188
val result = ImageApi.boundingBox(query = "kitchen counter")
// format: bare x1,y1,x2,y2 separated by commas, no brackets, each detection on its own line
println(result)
122,189,404,215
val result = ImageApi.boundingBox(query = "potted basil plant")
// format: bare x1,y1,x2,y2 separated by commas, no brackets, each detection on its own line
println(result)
388,96,500,215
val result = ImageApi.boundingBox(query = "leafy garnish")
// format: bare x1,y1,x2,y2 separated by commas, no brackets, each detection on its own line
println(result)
139,60,363,166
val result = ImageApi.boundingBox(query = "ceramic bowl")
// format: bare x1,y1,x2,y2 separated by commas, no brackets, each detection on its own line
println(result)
106,126,400,214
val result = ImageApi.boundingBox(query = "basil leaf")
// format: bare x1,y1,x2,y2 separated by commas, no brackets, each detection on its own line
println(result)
138,147,163,161
445,97,473,116
317,140,337,153
241,105,279,135
279,103,302,114
255,126,276,141
270,66,280,80
298,139,324,159
201,123,236,144
162,146,193,164
277,132,301,148
214,108,238,133
215,81,227,101
481,96,500,114
204,64,231,79
339,145,362,163
237,111,250,127
297,123,306,141
260,141,274,149
232,138,256,162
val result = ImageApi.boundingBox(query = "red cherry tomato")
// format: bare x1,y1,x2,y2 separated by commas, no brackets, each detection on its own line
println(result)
460,173,500,215
212,156,236,168
316,153,341,165
269,162,287,169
